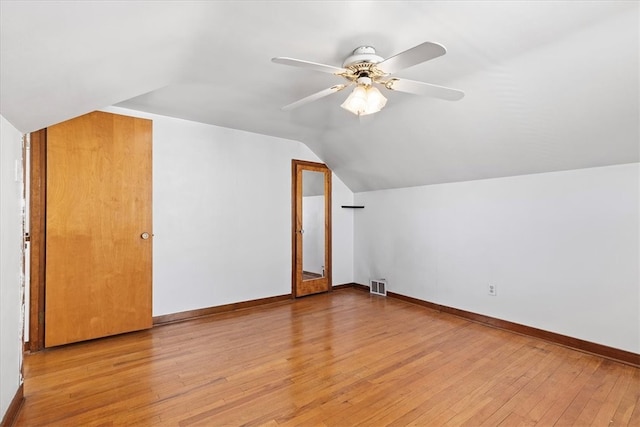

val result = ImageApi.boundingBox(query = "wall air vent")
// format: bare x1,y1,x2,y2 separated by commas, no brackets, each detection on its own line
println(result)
370,279,387,296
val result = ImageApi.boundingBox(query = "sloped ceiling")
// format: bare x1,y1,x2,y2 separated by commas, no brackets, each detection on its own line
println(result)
1,1,638,192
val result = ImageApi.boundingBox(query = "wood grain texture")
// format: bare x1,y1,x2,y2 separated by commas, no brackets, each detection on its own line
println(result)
387,290,640,368
296,276,328,297
291,160,331,297
28,129,47,352
334,282,369,292
153,294,292,326
45,111,153,347
294,164,304,293
0,384,24,427
16,289,639,426
324,165,332,291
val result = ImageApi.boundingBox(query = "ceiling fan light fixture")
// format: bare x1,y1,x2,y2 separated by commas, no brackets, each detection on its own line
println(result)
274,41,463,114
341,84,387,116
365,85,387,114
341,85,368,115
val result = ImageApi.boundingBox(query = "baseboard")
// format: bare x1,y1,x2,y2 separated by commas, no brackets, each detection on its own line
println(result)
382,290,639,368
155,284,367,325
337,284,638,367
1,384,24,427
153,294,292,326
333,282,369,292
157,283,638,367
154,285,367,326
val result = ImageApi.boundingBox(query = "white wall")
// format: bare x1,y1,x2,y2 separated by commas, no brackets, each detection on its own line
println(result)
104,107,353,316
0,115,24,419
355,163,639,353
331,174,355,285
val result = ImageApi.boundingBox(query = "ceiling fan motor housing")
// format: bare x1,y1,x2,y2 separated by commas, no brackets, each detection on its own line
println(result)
342,46,384,68
342,46,387,82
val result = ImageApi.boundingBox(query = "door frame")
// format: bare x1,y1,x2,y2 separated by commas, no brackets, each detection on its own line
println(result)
27,112,154,350
28,129,46,352
291,159,332,297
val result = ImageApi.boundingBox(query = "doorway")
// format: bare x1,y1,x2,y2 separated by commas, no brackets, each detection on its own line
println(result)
292,160,332,297
28,111,153,349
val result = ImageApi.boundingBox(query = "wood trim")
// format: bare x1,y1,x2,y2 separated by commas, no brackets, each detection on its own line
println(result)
291,159,332,169
153,294,292,326
28,129,46,352
21,137,27,356
336,284,639,367
0,384,24,427
291,160,297,298
291,159,332,298
385,290,640,368
325,166,332,292
43,112,153,347
333,283,369,292
14,293,638,425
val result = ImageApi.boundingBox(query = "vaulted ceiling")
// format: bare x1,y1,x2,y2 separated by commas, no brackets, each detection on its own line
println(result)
1,1,637,192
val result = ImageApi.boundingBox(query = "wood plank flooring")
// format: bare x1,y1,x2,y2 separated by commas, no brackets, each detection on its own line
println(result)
16,288,640,426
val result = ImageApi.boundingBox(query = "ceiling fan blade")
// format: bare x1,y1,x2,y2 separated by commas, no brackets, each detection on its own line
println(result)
282,84,349,111
272,57,347,75
385,78,464,101
377,42,447,75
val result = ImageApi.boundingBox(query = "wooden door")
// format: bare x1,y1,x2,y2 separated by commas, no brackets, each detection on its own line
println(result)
292,160,332,297
45,111,152,347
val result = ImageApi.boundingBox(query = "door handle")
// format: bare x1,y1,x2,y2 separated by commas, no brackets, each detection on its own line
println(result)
140,232,150,240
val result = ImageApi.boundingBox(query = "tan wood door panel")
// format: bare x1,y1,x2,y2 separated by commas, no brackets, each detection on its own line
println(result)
45,111,152,347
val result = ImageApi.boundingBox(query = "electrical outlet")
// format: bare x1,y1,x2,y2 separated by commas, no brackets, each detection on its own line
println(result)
488,284,497,296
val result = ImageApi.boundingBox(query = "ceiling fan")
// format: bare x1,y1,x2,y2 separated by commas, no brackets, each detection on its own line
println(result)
272,42,464,116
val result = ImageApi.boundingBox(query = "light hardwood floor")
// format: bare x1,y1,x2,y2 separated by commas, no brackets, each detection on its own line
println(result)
16,288,639,426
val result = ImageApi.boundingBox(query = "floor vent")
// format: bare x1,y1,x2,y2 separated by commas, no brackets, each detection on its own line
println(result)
370,279,387,296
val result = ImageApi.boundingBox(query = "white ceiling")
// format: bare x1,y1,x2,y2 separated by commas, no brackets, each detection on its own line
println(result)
1,1,638,192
